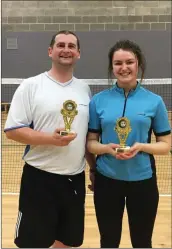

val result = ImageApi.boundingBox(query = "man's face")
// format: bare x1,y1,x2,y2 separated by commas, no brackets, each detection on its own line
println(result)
48,34,80,66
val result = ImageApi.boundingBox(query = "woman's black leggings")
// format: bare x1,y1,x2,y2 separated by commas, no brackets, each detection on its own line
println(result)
94,171,159,248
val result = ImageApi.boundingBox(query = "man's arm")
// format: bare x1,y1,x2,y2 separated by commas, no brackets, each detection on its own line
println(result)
5,127,77,147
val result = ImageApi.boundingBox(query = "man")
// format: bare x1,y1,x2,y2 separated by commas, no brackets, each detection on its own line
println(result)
5,30,95,248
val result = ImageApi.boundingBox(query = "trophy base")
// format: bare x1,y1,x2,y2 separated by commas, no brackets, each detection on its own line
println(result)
116,146,130,153
60,130,75,136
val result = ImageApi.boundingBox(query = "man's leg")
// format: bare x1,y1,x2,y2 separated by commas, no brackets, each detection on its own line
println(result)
55,171,86,247
51,240,70,248
14,164,59,248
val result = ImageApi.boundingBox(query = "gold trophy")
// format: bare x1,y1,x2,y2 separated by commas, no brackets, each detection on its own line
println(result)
115,117,131,153
60,100,78,136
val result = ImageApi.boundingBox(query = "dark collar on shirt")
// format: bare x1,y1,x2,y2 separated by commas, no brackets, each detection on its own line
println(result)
112,81,141,95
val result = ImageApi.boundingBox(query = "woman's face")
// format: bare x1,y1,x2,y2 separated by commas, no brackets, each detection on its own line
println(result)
112,49,138,88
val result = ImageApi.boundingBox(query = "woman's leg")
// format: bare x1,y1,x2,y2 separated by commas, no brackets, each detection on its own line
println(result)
94,172,126,248
126,176,159,248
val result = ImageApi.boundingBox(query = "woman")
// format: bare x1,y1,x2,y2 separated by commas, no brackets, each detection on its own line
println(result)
87,40,171,248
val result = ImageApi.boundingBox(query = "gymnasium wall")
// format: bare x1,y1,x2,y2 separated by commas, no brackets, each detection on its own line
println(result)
2,1,171,32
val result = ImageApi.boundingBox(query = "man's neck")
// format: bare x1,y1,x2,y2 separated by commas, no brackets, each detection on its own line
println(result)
48,65,73,83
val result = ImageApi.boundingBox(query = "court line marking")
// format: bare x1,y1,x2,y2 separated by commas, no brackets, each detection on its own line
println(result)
2,193,171,197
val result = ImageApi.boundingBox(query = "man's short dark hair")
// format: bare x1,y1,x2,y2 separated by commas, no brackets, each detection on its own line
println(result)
49,30,80,50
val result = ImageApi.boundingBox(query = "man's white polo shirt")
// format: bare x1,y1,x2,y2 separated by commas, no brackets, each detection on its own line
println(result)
5,72,91,175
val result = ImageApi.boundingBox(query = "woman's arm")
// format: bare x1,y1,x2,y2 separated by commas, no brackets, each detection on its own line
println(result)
116,134,171,160
85,148,96,171
136,134,171,155
87,132,120,157
86,132,119,192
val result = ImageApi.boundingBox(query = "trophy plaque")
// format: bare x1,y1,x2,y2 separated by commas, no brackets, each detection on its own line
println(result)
60,100,78,136
115,117,131,153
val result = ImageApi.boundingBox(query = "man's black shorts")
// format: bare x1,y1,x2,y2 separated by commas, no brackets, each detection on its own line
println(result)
14,163,86,248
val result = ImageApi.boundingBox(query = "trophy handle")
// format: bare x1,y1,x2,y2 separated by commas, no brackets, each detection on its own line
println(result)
63,116,70,131
68,117,74,127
